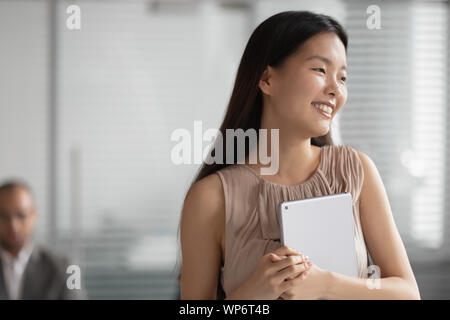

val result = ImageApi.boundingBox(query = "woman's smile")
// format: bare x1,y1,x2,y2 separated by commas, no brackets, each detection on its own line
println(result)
312,103,332,119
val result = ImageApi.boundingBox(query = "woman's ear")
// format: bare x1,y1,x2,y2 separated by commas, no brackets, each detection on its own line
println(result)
258,66,275,96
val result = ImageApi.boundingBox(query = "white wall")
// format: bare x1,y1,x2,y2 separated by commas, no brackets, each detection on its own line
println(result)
0,0,49,243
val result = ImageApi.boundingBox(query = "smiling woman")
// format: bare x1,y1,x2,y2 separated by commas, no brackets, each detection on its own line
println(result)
178,10,420,300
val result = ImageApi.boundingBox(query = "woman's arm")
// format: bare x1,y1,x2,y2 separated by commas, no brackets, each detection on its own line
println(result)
180,174,225,299
323,150,420,300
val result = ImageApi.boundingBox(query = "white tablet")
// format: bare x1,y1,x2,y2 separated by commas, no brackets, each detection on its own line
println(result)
277,192,358,277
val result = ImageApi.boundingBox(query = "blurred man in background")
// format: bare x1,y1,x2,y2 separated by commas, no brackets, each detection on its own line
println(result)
0,180,86,299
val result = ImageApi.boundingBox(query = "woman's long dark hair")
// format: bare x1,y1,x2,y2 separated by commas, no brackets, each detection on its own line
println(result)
175,10,348,299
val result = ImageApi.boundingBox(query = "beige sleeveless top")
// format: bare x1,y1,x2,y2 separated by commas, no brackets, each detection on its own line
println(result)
215,144,371,298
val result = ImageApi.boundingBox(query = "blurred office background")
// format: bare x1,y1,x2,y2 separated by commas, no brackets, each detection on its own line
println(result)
0,0,448,299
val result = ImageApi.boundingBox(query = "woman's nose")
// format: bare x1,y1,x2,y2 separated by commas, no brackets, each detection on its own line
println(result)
326,84,337,97
325,77,343,98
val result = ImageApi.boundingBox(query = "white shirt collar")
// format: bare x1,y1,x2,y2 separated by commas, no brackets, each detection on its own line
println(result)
0,242,35,300
0,241,34,269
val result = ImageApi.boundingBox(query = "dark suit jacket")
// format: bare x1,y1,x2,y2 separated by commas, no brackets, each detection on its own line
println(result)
0,246,87,300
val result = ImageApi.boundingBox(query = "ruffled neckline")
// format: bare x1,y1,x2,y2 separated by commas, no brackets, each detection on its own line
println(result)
241,145,328,188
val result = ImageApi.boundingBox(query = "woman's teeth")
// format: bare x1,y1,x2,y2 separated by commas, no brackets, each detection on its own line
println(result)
312,103,333,114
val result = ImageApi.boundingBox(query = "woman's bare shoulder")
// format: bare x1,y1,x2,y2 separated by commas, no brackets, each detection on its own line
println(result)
184,173,224,212
182,173,225,241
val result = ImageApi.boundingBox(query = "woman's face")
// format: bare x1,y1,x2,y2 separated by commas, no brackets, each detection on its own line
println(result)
260,32,348,138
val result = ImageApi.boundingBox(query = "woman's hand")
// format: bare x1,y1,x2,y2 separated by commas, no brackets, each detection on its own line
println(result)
230,246,310,300
272,256,331,300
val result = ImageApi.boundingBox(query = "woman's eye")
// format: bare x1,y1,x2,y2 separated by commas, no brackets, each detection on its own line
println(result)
313,68,346,82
